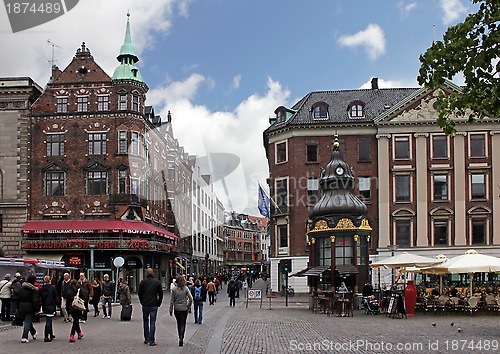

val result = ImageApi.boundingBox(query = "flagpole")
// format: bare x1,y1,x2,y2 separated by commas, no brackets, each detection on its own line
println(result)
258,181,282,214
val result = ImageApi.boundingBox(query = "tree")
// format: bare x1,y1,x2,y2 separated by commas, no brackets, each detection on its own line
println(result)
417,0,499,135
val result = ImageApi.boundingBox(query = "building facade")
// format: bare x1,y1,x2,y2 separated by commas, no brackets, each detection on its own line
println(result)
264,78,500,291
22,17,179,290
0,77,42,257
224,211,262,273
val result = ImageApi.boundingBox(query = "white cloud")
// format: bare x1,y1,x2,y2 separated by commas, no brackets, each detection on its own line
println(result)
398,1,418,17
149,76,290,213
440,0,467,25
0,0,189,86
359,77,419,89
337,23,386,60
232,74,242,90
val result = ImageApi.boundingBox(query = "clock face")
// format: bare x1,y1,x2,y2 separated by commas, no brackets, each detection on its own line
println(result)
335,166,344,175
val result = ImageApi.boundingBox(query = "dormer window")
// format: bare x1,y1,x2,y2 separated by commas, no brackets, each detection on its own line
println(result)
312,102,328,119
348,101,365,118
277,109,286,123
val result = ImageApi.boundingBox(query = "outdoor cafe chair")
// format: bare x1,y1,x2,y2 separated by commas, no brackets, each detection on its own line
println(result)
465,297,480,316
485,294,498,314
449,296,465,314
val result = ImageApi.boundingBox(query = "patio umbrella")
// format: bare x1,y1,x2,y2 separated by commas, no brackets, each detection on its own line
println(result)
372,252,443,268
429,249,500,298
406,255,448,292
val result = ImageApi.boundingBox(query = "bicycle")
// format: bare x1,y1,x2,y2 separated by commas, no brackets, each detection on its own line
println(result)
281,285,295,297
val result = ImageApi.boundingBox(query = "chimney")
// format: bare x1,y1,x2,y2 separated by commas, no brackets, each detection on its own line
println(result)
371,77,378,90
167,111,172,123
50,65,62,83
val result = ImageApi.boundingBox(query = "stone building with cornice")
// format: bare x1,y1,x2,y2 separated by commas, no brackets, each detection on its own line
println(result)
263,78,500,292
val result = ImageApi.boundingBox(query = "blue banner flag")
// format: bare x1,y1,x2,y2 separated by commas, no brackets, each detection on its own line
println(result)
258,184,270,218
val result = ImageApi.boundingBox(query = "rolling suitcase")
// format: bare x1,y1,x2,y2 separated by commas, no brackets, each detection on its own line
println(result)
120,304,132,321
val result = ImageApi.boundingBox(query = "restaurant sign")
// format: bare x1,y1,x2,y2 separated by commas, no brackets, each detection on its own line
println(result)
22,239,175,252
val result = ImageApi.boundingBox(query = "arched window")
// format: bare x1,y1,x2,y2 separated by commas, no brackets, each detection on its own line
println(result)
348,101,365,118
312,102,328,119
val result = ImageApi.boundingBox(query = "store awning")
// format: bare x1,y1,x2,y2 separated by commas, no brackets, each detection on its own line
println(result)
303,266,330,276
22,220,179,241
289,268,310,277
335,265,359,275
24,253,63,262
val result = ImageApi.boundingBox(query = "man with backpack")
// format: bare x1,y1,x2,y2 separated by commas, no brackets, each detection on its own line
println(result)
190,279,206,324
10,272,24,317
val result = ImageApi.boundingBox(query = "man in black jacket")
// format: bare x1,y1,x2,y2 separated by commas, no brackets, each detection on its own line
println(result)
138,268,163,346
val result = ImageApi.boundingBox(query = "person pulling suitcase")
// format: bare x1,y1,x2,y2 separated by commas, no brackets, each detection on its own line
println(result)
119,280,132,321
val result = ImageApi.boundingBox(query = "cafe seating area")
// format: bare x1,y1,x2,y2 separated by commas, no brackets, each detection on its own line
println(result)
311,290,354,317
415,293,499,316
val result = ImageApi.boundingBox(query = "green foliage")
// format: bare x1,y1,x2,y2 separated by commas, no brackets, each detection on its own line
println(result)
417,0,499,135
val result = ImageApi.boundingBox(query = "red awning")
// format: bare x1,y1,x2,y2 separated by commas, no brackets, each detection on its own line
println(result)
22,220,179,241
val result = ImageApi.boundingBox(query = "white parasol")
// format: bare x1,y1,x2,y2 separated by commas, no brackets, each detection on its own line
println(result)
429,249,500,298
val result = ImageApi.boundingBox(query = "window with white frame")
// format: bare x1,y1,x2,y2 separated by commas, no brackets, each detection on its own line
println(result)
471,173,486,200
57,97,68,113
359,176,371,203
77,96,88,112
307,177,319,205
118,170,127,194
119,94,128,110
471,218,486,244
432,135,448,159
46,133,65,156
132,95,139,111
86,171,107,195
395,219,411,247
275,178,288,209
433,174,448,201
394,135,411,159
275,141,287,164
87,132,107,155
470,133,486,157
395,174,411,202
118,131,127,154
433,220,448,245
97,95,109,111
130,177,140,195
131,132,140,155
45,171,65,196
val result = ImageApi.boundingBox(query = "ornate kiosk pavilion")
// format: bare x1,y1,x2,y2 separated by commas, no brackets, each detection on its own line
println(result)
306,137,372,294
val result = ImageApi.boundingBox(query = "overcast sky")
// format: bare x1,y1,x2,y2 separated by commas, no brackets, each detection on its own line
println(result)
0,0,473,215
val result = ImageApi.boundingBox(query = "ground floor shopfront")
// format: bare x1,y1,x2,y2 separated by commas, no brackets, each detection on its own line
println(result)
21,220,180,291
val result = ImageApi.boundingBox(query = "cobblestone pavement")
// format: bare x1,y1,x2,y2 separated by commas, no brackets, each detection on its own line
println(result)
1,280,499,354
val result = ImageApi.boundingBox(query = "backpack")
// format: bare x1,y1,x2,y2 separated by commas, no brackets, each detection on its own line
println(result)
194,286,202,301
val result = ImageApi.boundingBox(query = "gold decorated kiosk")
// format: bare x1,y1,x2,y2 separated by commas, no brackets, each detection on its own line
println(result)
304,137,371,313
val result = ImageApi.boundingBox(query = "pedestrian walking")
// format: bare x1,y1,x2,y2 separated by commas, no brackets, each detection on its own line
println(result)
169,275,193,347
77,273,93,323
18,274,40,343
207,279,216,305
138,268,163,346
39,275,58,342
66,279,84,342
10,272,24,317
190,279,206,324
91,279,101,317
101,274,114,319
58,273,71,322
0,273,12,321
227,278,237,307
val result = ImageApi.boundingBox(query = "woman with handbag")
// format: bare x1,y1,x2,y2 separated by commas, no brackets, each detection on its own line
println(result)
169,275,193,347
66,279,84,342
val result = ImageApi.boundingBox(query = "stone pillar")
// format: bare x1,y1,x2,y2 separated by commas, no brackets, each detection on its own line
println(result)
491,131,500,245
454,132,467,245
414,133,429,247
377,134,391,248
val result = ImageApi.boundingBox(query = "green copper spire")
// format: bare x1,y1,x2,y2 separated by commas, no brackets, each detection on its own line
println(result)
112,12,145,84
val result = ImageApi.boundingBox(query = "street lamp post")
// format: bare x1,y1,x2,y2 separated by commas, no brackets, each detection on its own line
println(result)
387,244,398,287
90,245,95,280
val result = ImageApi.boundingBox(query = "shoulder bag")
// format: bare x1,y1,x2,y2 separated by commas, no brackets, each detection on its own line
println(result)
72,289,86,311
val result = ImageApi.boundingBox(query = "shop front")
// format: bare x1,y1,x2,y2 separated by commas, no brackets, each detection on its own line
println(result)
21,219,179,291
